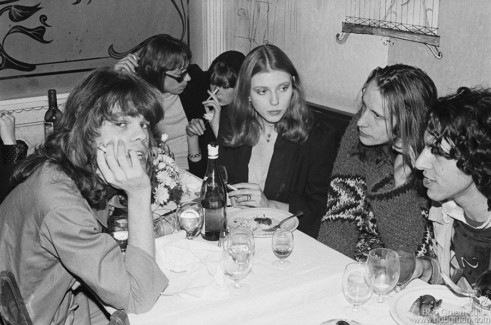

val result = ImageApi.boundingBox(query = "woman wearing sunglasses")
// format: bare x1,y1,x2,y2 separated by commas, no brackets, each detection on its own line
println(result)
115,34,211,177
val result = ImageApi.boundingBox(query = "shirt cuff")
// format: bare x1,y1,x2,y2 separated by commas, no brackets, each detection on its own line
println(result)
1,141,28,164
124,245,169,313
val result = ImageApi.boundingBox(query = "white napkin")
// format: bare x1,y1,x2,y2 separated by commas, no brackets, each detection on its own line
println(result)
179,169,202,198
155,231,229,299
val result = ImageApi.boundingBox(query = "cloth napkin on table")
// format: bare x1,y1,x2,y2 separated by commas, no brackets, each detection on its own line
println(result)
155,231,229,299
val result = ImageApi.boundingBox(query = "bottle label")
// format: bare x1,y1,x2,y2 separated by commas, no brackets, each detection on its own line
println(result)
44,122,54,139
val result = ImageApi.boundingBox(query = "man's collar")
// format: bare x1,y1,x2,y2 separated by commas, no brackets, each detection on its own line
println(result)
441,200,491,229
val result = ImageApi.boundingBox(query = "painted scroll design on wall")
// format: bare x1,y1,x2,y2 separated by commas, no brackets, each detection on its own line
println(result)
108,0,189,59
0,1,52,72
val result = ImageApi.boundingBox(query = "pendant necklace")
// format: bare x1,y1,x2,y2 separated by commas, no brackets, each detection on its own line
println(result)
266,133,272,143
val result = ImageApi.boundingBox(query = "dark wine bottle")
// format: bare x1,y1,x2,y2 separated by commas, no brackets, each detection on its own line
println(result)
44,89,63,139
200,142,226,241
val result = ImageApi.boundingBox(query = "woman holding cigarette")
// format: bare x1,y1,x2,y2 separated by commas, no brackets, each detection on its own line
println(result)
114,34,211,177
185,50,245,176
218,44,339,238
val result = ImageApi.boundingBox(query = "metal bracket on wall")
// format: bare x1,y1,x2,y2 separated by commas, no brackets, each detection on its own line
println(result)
335,22,443,59
335,32,350,45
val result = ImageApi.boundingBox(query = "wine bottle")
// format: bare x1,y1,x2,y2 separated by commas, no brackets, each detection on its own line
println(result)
44,89,63,139
200,142,226,241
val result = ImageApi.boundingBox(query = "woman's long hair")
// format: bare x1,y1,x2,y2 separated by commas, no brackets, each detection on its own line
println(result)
137,34,192,93
12,68,164,207
357,64,437,190
224,44,313,147
208,50,245,89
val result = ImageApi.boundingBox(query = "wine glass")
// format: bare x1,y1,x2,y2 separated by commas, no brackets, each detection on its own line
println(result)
271,229,294,269
395,250,416,292
177,200,204,239
229,226,255,255
219,165,228,188
107,214,128,253
342,262,372,318
222,231,254,295
366,248,400,303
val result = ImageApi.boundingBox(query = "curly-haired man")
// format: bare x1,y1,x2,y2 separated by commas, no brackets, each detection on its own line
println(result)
410,87,491,291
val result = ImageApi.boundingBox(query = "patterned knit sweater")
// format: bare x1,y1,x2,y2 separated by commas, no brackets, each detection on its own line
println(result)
317,115,434,261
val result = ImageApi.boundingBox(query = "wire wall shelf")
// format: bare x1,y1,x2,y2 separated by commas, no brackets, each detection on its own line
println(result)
336,0,442,59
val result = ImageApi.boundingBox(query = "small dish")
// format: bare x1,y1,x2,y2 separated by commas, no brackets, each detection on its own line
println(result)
390,285,470,325
227,208,299,237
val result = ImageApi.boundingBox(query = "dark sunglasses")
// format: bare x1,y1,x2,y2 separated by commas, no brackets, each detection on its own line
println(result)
165,72,188,83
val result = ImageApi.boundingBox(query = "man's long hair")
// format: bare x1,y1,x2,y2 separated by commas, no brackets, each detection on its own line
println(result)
427,87,491,210
356,64,437,191
224,44,313,147
13,68,164,207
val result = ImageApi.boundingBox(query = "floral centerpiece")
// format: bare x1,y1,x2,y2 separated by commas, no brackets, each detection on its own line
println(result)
151,134,184,236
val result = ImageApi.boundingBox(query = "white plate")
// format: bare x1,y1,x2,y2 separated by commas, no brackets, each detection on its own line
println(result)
227,208,299,237
390,285,471,325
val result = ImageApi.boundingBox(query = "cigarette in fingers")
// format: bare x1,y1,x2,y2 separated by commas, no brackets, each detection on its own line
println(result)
98,144,107,153
227,184,238,191
207,88,219,101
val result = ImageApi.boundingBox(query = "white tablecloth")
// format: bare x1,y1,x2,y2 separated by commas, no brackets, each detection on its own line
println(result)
127,228,417,325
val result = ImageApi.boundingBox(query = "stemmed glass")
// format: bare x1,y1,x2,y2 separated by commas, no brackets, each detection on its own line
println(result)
219,165,229,188
107,214,128,253
222,230,254,295
176,200,204,239
229,226,255,255
395,250,416,292
271,229,294,269
366,248,400,303
342,262,373,318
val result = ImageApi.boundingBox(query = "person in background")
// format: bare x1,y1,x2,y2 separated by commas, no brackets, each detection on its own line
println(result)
410,87,491,289
185,50,245,169
0,111,28,203
218,44,339,238
0,68,168,324
317,64,438,261
114,34,211,177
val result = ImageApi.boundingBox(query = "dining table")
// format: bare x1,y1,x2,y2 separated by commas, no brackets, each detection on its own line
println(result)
126,215,432,325
117,169,489,325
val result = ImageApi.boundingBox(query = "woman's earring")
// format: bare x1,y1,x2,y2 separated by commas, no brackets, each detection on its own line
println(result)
248,96,252,102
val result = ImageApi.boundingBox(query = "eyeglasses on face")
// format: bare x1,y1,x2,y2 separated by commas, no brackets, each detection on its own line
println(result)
165,72,188,83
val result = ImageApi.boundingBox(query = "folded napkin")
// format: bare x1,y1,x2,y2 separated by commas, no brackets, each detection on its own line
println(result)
155,231,229,299
179,169,202,199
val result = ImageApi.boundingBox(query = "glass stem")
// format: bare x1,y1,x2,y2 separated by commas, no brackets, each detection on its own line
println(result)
377,293,384,303
234,280,240,289
352,304,360,313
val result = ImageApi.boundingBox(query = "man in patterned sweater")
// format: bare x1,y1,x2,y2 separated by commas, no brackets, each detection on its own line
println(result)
317,64,437,261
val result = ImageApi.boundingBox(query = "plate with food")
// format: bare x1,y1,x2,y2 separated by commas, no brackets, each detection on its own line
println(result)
390,285,474,325
227,208,299,237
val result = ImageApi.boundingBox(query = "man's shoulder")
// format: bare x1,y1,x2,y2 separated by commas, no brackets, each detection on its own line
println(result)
19,164,88,210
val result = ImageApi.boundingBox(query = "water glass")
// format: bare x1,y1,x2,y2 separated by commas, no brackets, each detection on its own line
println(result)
271,229,294,269
342,262,372,318
222,230,254,295
366,248,400,303
228,226,255,255
219,165,229,188
108,215,128,253
177,200,204,239
395,250,416,292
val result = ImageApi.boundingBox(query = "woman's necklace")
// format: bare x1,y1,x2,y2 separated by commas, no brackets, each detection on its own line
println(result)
263,125,275,143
